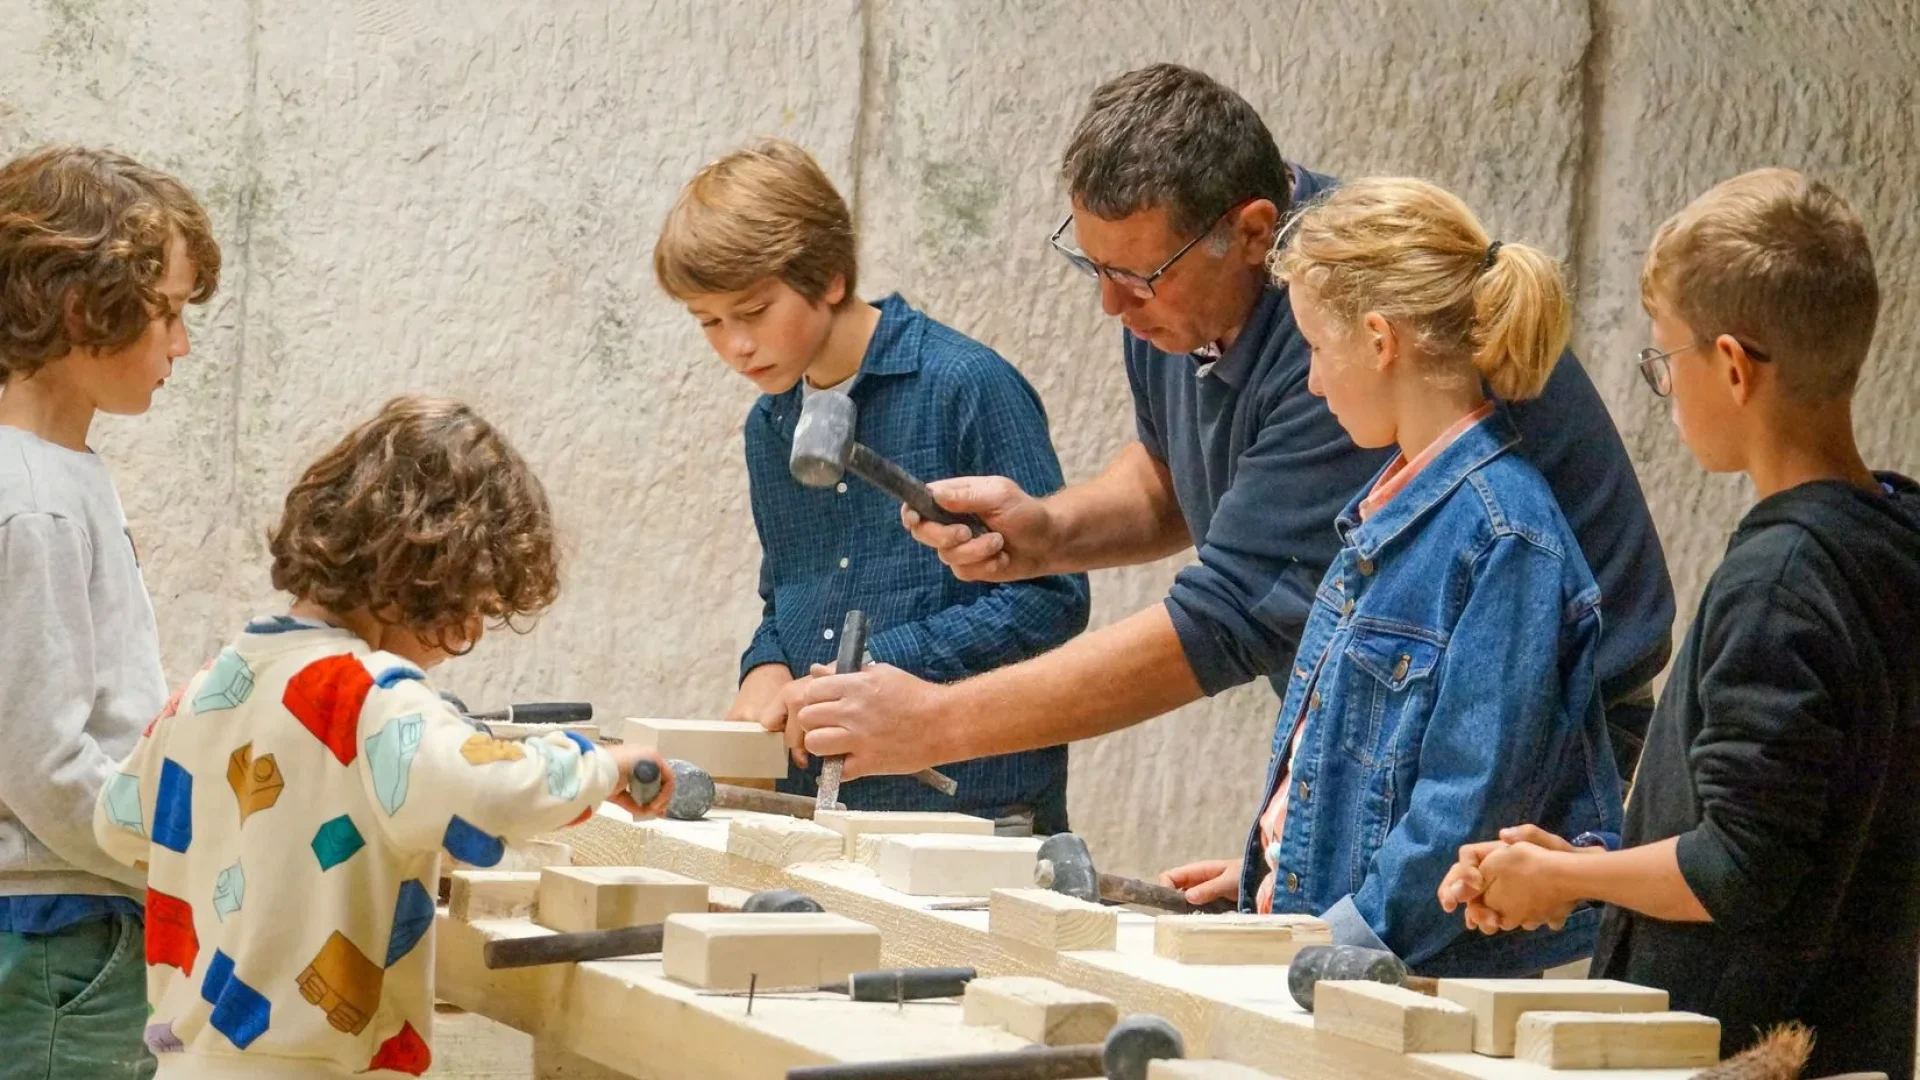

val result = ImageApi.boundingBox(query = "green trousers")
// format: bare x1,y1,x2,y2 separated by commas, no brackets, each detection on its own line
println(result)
0,914,155,1080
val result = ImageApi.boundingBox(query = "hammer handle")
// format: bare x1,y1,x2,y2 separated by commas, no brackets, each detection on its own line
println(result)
1099,872,1237,914
788,1047,1102,1080
482,923,663,969
847,445,987,537
714,784,830,818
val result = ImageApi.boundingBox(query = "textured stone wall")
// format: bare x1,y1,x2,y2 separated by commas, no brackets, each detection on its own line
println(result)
4,0,1915,879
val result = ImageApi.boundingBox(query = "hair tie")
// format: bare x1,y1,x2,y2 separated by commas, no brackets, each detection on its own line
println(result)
1479,240,1504,272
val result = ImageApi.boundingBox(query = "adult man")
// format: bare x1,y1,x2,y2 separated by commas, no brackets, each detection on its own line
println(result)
789,64,1673,833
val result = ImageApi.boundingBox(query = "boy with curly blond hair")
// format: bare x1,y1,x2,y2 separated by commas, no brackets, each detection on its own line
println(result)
94,396,673,1078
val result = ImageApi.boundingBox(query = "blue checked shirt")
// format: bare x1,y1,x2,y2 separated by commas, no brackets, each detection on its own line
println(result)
741,294,1089,828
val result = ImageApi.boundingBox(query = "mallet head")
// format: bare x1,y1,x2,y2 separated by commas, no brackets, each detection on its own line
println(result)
1034,832,1100,904
1103,1014,1185,1080
665,759,716,820
790,390,857,488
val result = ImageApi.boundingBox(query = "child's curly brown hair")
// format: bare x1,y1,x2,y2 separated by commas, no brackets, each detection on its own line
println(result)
268,396,560,654
0,145,221,380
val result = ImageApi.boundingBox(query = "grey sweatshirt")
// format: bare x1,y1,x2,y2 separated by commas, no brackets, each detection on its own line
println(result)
0,425,164,899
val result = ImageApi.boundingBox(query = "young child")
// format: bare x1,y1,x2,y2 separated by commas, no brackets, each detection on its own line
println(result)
1160,178,1622,976
93,396,673,1078
1441,169,1920,1075
1,145,221,1080
653,139,1089,831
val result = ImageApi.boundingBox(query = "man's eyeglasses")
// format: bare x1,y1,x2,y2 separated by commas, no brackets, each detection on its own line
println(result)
1636,336,1770,397
1049,201,1249,300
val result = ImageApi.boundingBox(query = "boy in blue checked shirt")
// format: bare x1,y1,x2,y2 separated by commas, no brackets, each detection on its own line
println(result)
653,139,1089,831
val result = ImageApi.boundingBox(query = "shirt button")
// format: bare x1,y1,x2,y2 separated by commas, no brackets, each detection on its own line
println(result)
1265,842,1282,864
839,557,850,569
823,628,835,641
836,482,848,494
1309,691,1321,711
1286,872,1300,893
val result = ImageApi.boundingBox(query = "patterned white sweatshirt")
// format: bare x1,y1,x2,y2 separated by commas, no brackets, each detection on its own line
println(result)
93,616,621,1078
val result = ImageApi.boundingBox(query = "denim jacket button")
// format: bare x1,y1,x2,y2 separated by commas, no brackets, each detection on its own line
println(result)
1392,655,1410,681
1309,691,1321,711
1358,557,1375,576
1286,872,1300,893
1297,781,1309,802
1342,598,1355,616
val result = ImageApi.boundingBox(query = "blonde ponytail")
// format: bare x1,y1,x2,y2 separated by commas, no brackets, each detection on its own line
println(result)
1470,241,1569,400
1273,177,1569,402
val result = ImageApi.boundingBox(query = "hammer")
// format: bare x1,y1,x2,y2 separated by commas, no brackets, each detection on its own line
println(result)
813,610,959,810
481,888,824,969
785,1012,1183,1080
1284,944,1436,1011
666,759,842,820
1035,833,1237,915
789,390,986,536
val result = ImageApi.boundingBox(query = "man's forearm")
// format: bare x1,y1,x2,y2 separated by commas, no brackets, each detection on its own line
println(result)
1547,838,1711,923
933,603,1203,762
1041,442,1190,575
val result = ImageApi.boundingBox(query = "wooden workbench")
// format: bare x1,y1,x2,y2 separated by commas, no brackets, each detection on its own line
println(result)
431,808,1710,1080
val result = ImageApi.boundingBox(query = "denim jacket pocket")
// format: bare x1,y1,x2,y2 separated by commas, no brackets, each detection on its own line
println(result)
1338,625,1445,768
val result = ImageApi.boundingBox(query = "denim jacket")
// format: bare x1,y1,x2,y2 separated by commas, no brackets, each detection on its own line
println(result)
1237,409,1623,976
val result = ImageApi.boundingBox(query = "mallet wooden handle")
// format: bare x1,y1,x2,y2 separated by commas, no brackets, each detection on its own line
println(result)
1098,872,1236,914
788,1047,1103,1080
482,923,663,969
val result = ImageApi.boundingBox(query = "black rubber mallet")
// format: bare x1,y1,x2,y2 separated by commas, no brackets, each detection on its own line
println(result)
1036,833,1236,915
1285,943,1435,1011
481,888,824,969
665,759,840,820
789,390,986,536
785,1012,1184,1080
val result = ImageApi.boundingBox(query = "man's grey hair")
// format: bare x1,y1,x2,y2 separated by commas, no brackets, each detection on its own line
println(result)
1062,64,1292,240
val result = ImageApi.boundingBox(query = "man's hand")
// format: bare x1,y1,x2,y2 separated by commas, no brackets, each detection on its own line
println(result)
793,663,951,780
901,476,1057,583
1472,841,1579,933
1157,859,1242,905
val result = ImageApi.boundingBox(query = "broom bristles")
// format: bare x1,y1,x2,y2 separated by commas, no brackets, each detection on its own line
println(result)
1695,1023,1814,1080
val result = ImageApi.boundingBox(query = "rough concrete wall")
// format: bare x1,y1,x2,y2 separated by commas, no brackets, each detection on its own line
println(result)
3,0,1916,881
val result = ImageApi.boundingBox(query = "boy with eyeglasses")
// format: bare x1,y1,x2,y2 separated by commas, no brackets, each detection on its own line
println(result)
652,139,1088,831
1441,168,1920,1077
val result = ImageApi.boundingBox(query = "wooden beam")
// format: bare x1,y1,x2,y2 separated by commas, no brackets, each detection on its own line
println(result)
1152,914,1332,966
1150,1062,1285,1080
1312,980,1474,1053
1514,1012,1721,1068
726,815,844,867
872,834,1043,896
436,913,1030,1079
1436,979,1670,1056
963,975,1118,1046
449,870,541,921
534,866,707,933
814,809,993,857
622,718,788,779
660,912,882,991
988,888,1118,952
